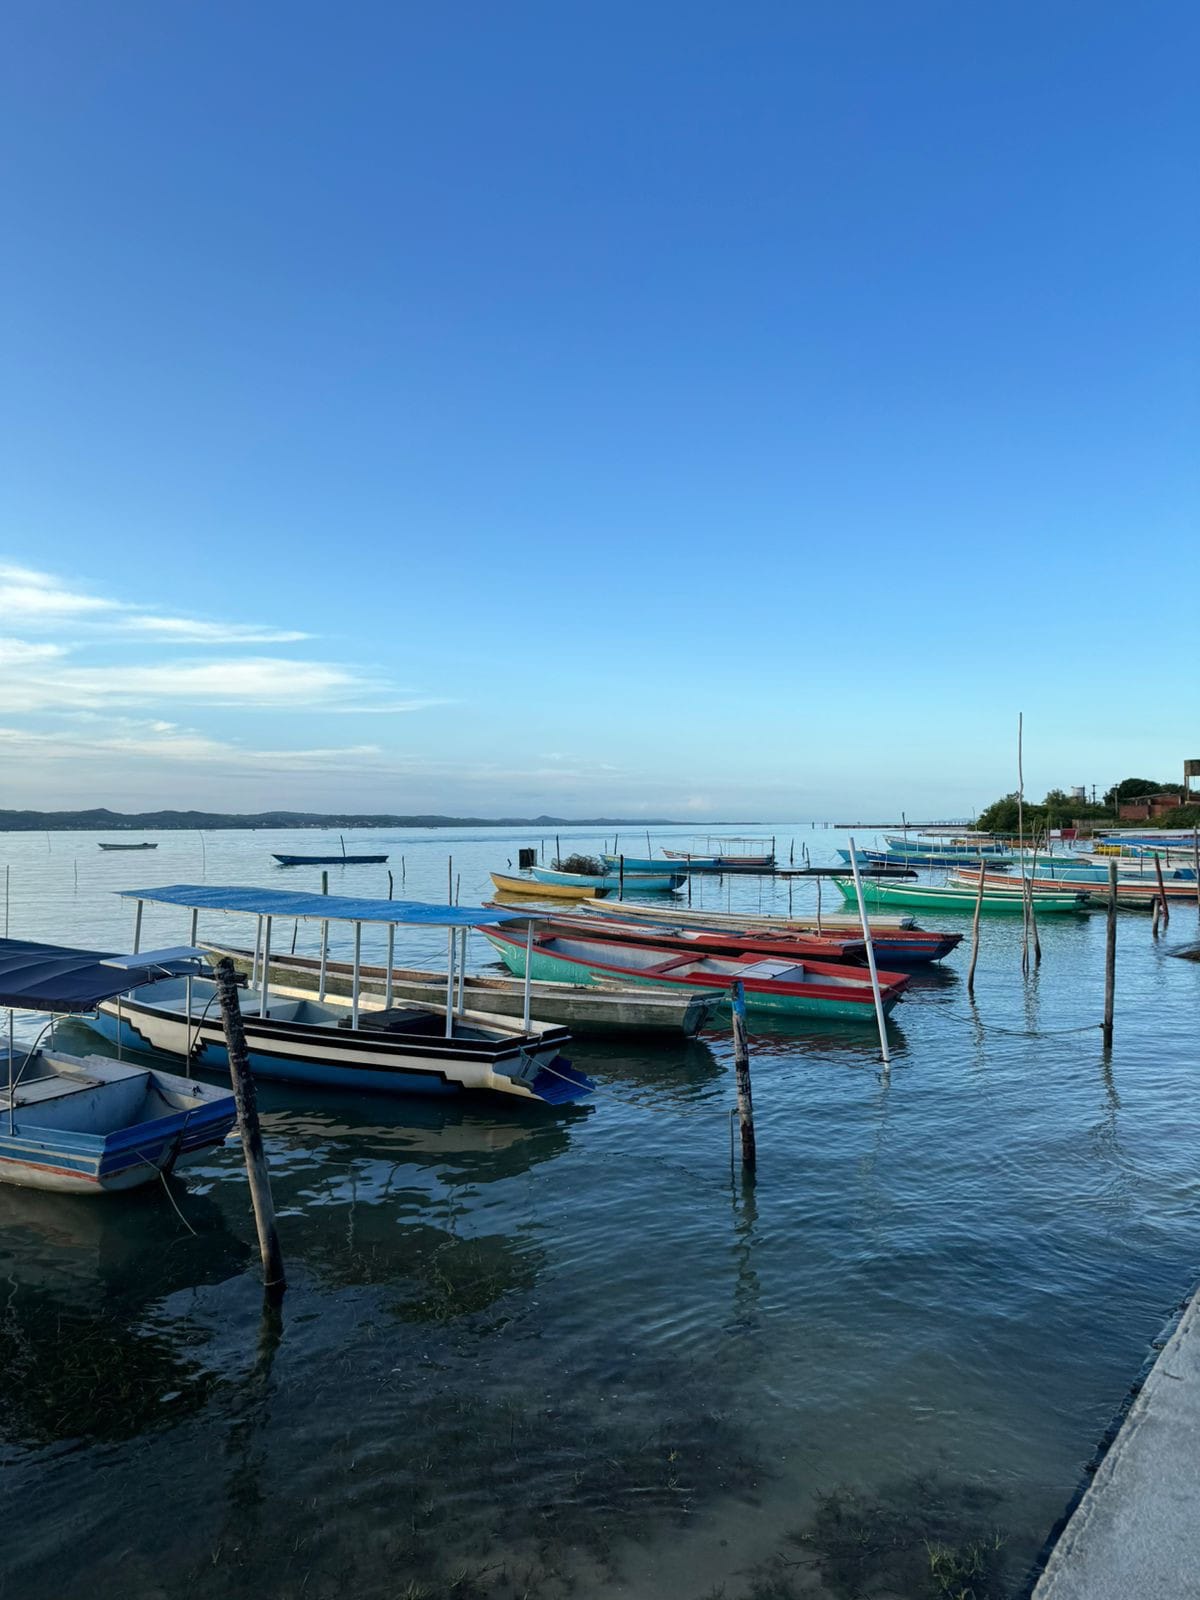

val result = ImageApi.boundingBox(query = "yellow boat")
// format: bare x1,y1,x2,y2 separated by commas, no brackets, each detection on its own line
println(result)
489,871,606,900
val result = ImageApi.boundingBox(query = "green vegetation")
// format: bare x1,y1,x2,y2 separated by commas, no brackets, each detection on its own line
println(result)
976,779,1198,835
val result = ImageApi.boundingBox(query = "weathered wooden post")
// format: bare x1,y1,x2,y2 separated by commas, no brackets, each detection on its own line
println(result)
387,869,394,899
555,834,562,867
1154,853,1170,928
1194,828,1199,914
448,856,453,904
212,957,285,1300
967,859,986,996
619,854,625,901
1102,860,1117,1048
730,979,756,1174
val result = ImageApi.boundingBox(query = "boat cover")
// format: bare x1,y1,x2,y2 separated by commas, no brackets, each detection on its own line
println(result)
119,884,531,927
0,938,206,1013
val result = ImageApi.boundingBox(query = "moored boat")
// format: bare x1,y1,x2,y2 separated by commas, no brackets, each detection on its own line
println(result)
833,877,1092,915
84,885,592,1106
275,853,388,865
98,842,158,851
490,870,609,900
477,924,909,1021
531,865,684,894
524,910,868,965
203,941,722,1037
0,937,236,1194
580,899,919,933
571,903,961,965
949,866,1197,907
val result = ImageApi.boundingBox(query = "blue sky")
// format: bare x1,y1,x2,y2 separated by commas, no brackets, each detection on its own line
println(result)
1,2,1195,819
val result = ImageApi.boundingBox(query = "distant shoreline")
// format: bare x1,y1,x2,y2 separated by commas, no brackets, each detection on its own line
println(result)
0,808,744,833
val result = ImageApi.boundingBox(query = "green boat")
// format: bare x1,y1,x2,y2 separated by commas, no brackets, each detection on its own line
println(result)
831,877,1091,915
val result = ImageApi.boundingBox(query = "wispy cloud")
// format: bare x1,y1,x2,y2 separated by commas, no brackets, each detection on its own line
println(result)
117,616,311,644
0,721,386,772
0,655,434,712
0,561,310,644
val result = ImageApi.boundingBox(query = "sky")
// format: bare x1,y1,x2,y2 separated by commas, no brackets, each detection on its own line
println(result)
1,1,1196,820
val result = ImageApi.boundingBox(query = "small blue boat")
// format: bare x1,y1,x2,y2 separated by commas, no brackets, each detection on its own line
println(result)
602,852,721,874
0,938,236,1195
531,865,685,894
275,853,388,866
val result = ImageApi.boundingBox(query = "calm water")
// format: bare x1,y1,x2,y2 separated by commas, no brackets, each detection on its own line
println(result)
1,824,1198,1600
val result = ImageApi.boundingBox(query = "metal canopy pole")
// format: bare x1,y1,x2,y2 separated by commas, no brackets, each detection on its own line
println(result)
445,928,455,1038
351,922,362,1028
457,928,467,1015
7,1010,13,1134
252,914,264,988
318,919,329,1000
259,916,273,1017
385,924,395,1009
132,900,143,955
522,921,533,1030
185,907,199,1072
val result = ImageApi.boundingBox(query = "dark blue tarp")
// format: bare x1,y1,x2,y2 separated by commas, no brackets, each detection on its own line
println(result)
119,884,529,927
0,938,204,1014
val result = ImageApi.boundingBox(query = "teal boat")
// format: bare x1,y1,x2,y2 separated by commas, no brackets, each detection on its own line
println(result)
831,877,1091,915
530,865,684,894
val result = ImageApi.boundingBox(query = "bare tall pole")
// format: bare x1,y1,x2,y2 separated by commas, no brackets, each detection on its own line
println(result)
213,956,285,1299
1154,852,1170,928
1017,711,1030,972
847,836,891,1066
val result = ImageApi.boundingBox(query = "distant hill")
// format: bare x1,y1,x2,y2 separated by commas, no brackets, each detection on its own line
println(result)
0,808,692,832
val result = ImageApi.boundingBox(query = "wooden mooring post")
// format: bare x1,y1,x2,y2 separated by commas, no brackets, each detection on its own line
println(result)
967,857,986,996
730,979,756,1174
1102,860,1117,1048
213,956,285,1300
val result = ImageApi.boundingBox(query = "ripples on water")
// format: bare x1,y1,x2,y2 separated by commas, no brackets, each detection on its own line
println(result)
1,825,1198,1599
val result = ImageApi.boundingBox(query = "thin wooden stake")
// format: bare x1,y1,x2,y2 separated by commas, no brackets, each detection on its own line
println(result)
1017,711,1029,972
1102,860,1117,1048
1154,852,1170,928
387,869,394,900
967,856,986,996
1194,827,1199,915
448,856,453,904
212,957,285,1299
730,979,756,1173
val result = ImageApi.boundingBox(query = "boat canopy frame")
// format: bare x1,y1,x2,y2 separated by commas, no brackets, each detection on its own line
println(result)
118,885,541,1039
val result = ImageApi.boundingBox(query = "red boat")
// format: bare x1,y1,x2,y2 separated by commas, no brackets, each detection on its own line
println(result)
530,910,869,965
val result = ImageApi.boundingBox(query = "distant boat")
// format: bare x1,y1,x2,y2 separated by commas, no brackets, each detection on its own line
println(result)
98,842,158,851
0,937,235,1194
275,833,387,867
274,853,388,866
478,923,908,1021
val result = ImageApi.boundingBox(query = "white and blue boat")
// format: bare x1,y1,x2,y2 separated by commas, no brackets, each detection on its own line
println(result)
0,938,236,1195
86,885,592,1107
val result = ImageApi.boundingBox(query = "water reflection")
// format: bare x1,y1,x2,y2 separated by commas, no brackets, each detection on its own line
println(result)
0,1186,245,1451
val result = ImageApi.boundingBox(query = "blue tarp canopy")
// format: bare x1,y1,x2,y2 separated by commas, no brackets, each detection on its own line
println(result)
119,884,529,928
0,938,206,1014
